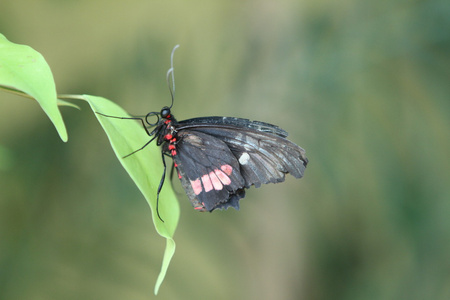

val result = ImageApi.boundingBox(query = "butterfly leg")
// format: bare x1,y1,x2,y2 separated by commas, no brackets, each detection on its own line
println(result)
169,161,176,185
155,150,168,222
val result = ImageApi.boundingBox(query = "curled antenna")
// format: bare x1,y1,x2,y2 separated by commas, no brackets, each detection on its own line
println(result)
166,44,179,109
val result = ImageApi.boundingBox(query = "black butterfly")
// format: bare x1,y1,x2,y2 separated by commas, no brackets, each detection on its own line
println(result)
98,46,308,219
99,106,308,216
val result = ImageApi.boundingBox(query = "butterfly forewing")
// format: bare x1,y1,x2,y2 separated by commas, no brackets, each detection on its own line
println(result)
178,116,289,137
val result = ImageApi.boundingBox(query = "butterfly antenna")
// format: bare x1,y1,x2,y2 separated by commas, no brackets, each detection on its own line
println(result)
166,44,179,109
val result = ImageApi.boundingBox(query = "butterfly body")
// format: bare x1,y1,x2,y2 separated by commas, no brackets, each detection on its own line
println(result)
153,106,308,212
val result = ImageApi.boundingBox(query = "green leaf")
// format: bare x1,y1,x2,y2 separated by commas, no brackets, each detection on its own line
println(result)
66,94,179,295
57,98,80,110
0,33,67,142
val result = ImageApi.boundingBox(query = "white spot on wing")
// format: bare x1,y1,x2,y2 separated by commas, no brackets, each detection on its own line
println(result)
239,152,250,165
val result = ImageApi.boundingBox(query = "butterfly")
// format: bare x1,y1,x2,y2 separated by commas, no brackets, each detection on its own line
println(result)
99,106,308,217
97,46,308,220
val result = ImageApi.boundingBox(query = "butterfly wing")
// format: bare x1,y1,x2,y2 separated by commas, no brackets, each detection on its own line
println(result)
172,117,308,211
172,130,246,211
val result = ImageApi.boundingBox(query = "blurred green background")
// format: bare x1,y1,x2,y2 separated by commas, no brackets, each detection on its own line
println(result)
1,0,449,299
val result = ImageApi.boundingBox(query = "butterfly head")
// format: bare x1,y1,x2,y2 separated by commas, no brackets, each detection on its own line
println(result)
161,106,171,119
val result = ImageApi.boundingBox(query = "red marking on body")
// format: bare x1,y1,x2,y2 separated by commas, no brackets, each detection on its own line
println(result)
209,171,223,190
164,134,173,140
178,171,182,179
214,169,231,185
174,162,178,167
168,144,176,150
194,206,203,210
171,150,177,156
220,164,233,176
201,174,213,192
164,120,170,124
190,179,202,195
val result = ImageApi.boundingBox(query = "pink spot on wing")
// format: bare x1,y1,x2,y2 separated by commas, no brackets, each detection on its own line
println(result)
221,164,233,176
214,169,231,185
190,178,202,195
209,171,223,190
201,174,213,192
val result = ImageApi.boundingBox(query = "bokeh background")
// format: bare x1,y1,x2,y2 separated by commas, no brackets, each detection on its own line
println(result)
1,1,449,299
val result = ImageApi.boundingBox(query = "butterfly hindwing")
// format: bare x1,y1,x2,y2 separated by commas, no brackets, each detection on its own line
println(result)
172,130,246,211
